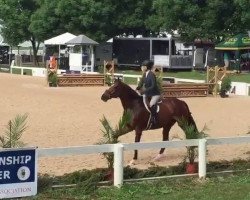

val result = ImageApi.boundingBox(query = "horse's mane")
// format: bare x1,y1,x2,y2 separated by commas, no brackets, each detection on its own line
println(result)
119,81,141,99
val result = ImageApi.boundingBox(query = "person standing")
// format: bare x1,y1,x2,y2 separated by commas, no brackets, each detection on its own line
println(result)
224,52,230,69
136,60,161,125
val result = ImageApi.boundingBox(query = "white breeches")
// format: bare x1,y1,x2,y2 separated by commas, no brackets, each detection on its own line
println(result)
143,95,161,107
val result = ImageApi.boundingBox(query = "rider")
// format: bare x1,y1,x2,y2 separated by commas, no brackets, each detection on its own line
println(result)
136,60,161,125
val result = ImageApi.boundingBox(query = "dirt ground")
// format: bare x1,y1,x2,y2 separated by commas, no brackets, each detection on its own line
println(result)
0,73,249,176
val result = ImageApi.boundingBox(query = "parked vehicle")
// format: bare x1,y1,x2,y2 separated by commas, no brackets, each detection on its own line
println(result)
112,37,193,70
0,45,9,64
95,42,113,66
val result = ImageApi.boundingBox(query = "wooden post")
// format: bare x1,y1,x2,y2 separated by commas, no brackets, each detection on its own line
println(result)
214,66,218,96
111,60,115,82
104,60,115,83
103,60,106,75
206,66,209,83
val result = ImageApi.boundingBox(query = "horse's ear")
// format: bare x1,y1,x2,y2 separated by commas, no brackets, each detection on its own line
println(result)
114,76,121,82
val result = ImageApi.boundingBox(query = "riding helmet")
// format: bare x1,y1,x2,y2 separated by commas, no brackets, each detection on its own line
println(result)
141,60,154,70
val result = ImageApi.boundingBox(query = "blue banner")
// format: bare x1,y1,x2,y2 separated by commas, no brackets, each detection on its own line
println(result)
0,149,36,184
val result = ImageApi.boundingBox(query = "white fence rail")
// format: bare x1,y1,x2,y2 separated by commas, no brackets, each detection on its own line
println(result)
37,136,250,187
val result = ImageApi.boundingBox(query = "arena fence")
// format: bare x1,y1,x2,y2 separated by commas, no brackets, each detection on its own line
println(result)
8,62,250,96
38,136,250,188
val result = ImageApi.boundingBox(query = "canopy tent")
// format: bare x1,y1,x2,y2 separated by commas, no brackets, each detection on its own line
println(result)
14,41,45,57
65,34,99,46
0,34,9,46
215,34,250,50
44,32,76,68
18,41,44,48
215,34,250,71
44,32,76,45
65,34,99,72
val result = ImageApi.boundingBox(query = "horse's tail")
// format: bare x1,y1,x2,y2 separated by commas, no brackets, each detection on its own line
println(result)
187,113,198,133
176,100,199,135
184,100,198,133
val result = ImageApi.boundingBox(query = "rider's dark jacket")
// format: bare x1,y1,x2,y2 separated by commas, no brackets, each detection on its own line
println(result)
137,70,160,97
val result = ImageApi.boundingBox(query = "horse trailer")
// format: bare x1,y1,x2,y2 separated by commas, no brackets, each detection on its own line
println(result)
95,42,113,67
112,37,193,70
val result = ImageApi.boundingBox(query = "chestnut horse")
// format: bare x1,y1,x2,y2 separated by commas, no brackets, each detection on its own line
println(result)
101,79,198,164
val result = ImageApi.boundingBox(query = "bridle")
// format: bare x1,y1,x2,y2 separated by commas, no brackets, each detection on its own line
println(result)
104,89,112,99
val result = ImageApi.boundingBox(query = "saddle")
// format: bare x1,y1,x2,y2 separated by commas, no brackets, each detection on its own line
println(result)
142,96,162,113
143,97,162,130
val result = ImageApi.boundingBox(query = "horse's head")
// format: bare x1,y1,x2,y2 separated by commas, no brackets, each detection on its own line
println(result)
101,79,123,102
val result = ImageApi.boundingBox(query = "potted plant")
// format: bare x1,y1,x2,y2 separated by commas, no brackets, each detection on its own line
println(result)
105,74,112,86
48,71,58,87
185,146,198,173
220,76,232,98
98,110,132,181
177,117,208,174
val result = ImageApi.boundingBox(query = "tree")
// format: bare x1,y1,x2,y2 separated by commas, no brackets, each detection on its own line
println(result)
29,0,63,42
0,0,41,66
147,0,250,43
31,0,117,42
61,0,116,42
111,0,154,37
201,0,249,41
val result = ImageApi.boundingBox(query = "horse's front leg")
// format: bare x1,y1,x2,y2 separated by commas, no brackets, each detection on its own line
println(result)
129,127,142,166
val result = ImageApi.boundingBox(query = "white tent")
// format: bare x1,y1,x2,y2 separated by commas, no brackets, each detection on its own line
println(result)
44,32,76,64
18,41,44,48
44,32,76,45
66,34,99,72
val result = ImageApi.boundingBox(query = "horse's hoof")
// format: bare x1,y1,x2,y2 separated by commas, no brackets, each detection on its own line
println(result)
152,154,166,162
128,159,137,166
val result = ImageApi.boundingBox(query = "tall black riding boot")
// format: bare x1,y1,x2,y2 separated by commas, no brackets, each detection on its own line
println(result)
150,105,157,125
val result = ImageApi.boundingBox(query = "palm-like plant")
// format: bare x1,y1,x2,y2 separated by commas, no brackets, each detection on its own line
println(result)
0,113,28,148
176,117,208,164
99,110,132,169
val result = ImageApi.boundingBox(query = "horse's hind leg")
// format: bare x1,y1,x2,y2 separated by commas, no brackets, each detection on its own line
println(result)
153,121,175,161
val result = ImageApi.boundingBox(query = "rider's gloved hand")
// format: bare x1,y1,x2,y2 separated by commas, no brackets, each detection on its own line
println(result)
139,89,145,95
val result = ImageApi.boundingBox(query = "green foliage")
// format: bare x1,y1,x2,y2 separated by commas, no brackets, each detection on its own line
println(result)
35,159,250,199
148,0,250,42
177,116,208,140
99,110,132,169
176,117,208,164
105,74,112,86
98,65,104,74
220,76,232,92
37,174,54,193
0,0,41,65
156,74,163,94
0,0,38,46
0,113,28,148
112,0,153,37
1,0,250,47
48,72,58,87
